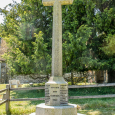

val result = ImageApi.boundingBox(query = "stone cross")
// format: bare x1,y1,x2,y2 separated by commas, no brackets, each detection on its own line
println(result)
42,0,73,106
43,0,73,77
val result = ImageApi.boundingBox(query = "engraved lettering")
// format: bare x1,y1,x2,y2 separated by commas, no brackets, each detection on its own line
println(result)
53,99,57,101
50,95,59,97
51,87,59,88
53,91,57,93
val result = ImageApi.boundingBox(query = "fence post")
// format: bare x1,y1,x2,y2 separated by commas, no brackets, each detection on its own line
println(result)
6,84,10,112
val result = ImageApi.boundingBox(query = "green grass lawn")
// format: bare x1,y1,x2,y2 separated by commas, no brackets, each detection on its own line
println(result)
0,84,7,100
0,84,115,115
0,84,6,90
70,98,115,115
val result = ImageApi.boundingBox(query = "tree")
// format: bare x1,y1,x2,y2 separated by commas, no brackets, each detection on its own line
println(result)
86,0,115,82
62,0,96,74
32,31,51,75
1,0,52,75
63,25,92,72
62,0,115,83
62,25,93,84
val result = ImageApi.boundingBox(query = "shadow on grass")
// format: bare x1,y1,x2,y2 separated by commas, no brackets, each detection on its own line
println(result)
6,108,11,115
77,108,115,115
69,98,115,115
10,88,45,106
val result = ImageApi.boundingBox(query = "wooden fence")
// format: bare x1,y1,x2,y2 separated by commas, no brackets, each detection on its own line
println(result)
0,83,115,113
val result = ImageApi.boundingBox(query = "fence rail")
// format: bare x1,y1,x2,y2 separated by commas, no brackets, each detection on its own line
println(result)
10,97,45,101
0,100,7,105
69,94,115,99
0,88,7,93
10,86,44,91
9,94,115,102
69,83,115,88
0,83,115,114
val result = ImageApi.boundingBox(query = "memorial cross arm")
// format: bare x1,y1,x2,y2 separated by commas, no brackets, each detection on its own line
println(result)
42,0,73,6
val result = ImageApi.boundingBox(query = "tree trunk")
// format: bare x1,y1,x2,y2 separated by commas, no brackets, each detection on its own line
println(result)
71,72,74,85
108,70,115,83
95,70,104,83
46,73,49,80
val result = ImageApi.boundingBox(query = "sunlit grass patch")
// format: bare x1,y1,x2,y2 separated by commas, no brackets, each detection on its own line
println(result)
0,84,6,90
9,101,36,115
69,98,115,115
87,110,102,115
0,84,7,100
0,101,45,115
0,104,5,115
83,100,109,109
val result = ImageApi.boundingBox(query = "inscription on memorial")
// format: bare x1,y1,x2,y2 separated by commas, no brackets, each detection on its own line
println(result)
51,95,59,97
53,99,57,101
50,84,60,105
51,87,59,88
53,91,57,93
45,85,50,104
60,84,68,105
45,84,68,105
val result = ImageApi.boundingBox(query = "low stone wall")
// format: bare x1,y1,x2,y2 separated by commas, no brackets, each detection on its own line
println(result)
9,72,93,84
9,74,49,84
9,74,71,84
8,70,108,84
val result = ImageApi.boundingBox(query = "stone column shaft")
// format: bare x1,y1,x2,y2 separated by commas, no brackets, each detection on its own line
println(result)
52,1,62,77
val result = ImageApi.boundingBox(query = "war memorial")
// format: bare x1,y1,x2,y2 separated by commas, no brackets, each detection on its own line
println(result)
31,0,77,114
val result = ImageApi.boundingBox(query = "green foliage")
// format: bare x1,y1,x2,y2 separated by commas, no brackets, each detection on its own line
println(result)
101,34,115,56
85,0,115,72
3,35,33,74
32,31,51,74
2,31,51,75
0,0,52,75
62,0,87,33
62,0,115,73
63,25,93,72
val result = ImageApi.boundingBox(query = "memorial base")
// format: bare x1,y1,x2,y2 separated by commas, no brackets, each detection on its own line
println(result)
45,76,68,106
35,103,77,115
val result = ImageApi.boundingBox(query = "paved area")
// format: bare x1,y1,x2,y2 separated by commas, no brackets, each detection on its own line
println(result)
30,113,85,115
77,113,85,115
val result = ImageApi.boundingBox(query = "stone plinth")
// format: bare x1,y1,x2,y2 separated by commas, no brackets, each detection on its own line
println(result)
45,77,68,106
36,103,77,115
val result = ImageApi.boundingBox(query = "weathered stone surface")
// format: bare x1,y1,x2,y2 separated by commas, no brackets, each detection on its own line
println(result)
43,0,73,77
42,0,73,106
42,0,73,6
9,74,48,83
45,77,68,106
36,103,77,115
51,1,62,77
